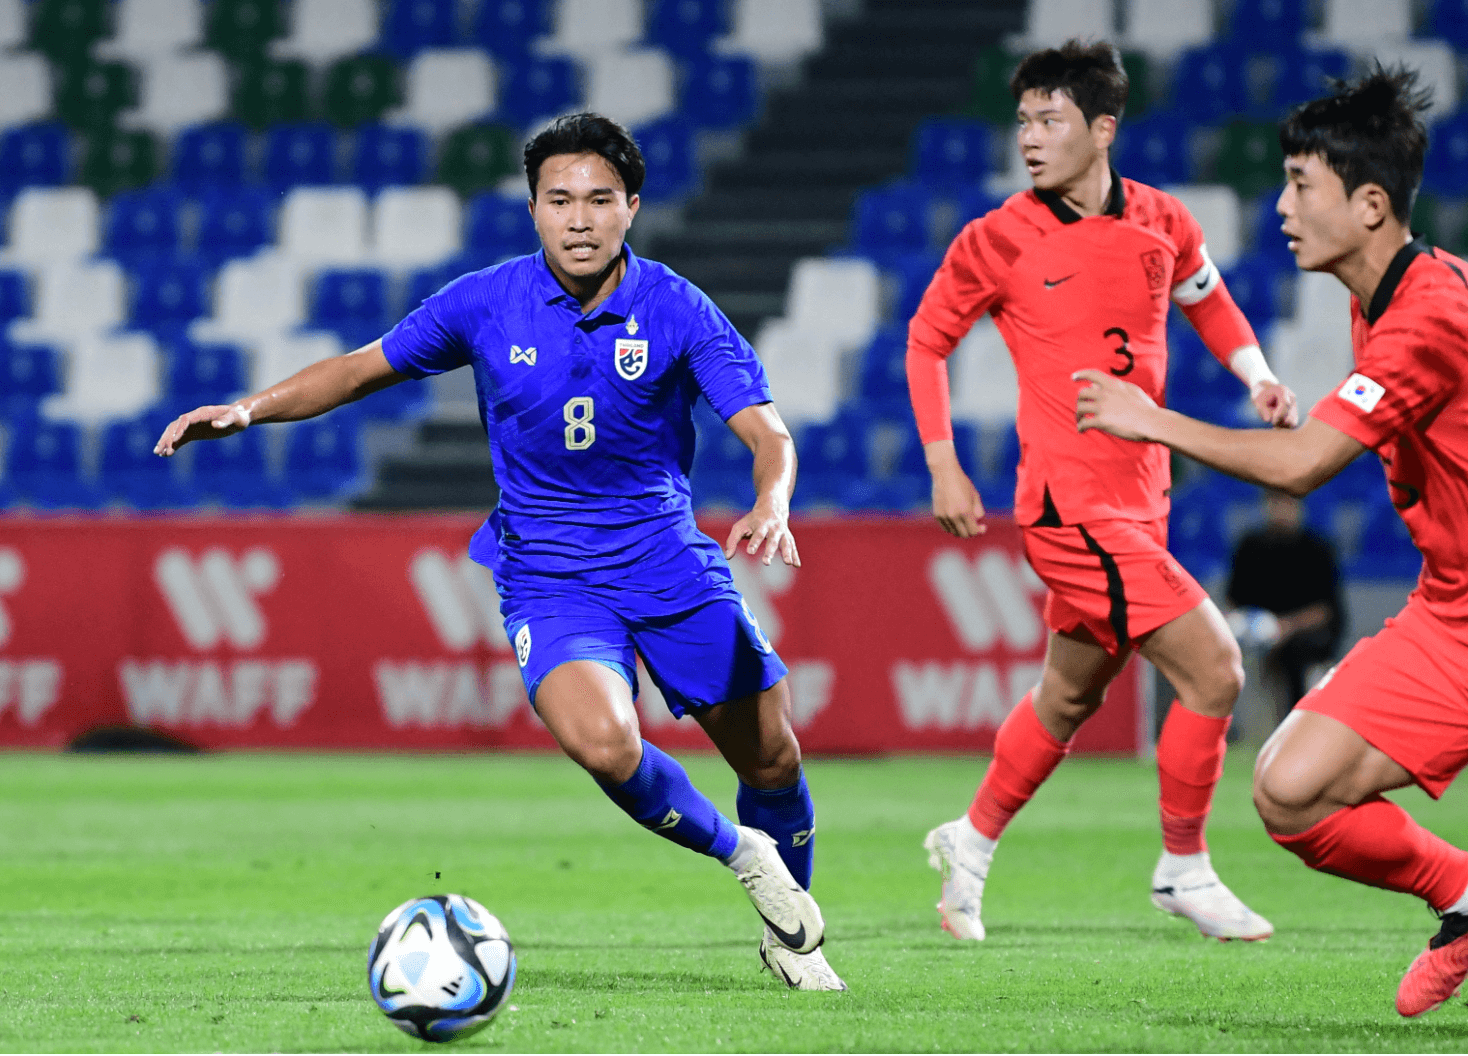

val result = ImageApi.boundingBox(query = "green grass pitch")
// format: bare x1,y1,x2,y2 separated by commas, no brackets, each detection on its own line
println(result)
4,750,1468,1053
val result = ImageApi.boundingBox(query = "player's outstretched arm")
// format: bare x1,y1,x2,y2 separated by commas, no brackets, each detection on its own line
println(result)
924,439,985,538
723,402,800,567
154,341,404,456
1073,369,1366,495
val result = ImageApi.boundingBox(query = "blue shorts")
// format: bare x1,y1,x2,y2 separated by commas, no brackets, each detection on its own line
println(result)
500,581,788,717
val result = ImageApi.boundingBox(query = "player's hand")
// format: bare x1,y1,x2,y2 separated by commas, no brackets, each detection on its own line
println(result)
1073,369,1159,441
930,463,986,538
725,498,800,567
1251,380,1299,429
154,403,251,456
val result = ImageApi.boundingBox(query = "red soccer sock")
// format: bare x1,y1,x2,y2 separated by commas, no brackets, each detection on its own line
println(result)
1156,701,1228,855
967,693,1068,840
1272,795,1468,912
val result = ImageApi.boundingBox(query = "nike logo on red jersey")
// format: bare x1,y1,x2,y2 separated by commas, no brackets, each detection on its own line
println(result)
1043,274,1077,289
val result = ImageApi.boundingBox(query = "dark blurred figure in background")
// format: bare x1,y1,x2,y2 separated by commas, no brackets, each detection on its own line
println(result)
1226,489,1344,719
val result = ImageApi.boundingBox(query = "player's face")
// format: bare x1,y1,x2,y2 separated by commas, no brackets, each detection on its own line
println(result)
530,152,640,284
1016,89,1113,192
1277,153,1370,272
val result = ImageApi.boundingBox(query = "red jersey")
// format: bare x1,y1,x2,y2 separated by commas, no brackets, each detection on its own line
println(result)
1309,239,1468,630
908,174,1255,526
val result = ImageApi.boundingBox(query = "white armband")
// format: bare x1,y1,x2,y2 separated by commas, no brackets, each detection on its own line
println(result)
1171,245,1220,306
1228,344,1277,392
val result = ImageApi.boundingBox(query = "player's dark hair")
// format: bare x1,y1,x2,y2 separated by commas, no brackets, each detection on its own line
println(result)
523,112,646,199
1010,39,1128,125
1279,64,1431,222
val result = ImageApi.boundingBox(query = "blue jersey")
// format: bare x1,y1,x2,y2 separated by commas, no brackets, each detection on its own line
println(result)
381,247,771,605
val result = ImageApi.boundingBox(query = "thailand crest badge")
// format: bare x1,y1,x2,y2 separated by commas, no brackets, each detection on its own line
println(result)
614,338,648,381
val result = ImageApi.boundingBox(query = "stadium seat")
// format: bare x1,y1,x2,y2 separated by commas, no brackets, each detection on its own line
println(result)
912,119,990,189
104,187,183,264
284,406,366,500
1351,499,1421,580
0,271,27,325
351,124,426,192
1220,254,1287,327
1111,110,1192,186
649,0,726,58
714,0,823,66
497,56,582,128
1170,485,1232,582
1215,122,1284,202
163,338,247,402
0,123,71,191
370,187,461,272
54,59,137,133
3,415,103,508
884,250,942,323
171,122,248,191
10,260,126,348
278,187,369,269
964,46,1019,124
42,330,161,424
388,49,496,135
539,0,642,60
190,426,292,507
191,252,307,346
1436,0,1468,47
79,129,159,198
359,376,429,420
952,186,1003,229
1119,51,1154,116
949,317,1019,427
584,49,676,129
270,0,378,65
1426,112,1468,196
634,116,695,201
1171,44,1251,123
195,187,274,266
852,184,933,260
463,193,538,257
0,340,62,417
680,55,757,130
1016,0,1113,49
381,0,458,59
691,422,757,510
130,257,209,335
263,122,339,191
1246,193,1296,266
472,0,550,59
1319,0,1410,49
437,124,519,197
785,257,880,353
1,187,98,269
403,262,458,312
100,409,200,509
122,52,231,135
854,326,909,411
894,417,980,482
251,329,342,394
793,413,869,506
1370,41,1458,118
311,268,387,336
753,317,842,424
1166,324,1239,419
1120,0,1211,59
1268,47,1351,110
29,0,110,65
206,0,285,63
323,55,402,128
1226,0,1305,41
94,0,204,60
1268,272,1353,410
232,59,311,129
1163,185,1242,268
0,55,54,133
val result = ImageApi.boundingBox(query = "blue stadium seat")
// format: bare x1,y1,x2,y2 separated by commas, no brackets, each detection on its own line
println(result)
855,326,909,411
263,122,338,191
4,414,103,508
1351,498,1422,580
1330,450,1386,501
164,338,247,402
0,271,28,326
1172,45,1251,123
404,261,458,313
1169,489,1230,582
465,193,539,257
171,122,248,192
952,185,1002,227
1434,0,1468,48
793,414,869,507
1425,112,1468,196
130,257,209,335
635,117,696,201
1220,254,1286,327
680,55,757,129
1112,110,1193,186
497,57,580,128
0,123,71,190
853,183,933,260
473,0,549,59
312,268,388,336
886,251,942,323
1226,0,1305,42
649,0,725,57
0,341,61,418
1269,47,1351,111
105,188,183,264
351,124,426,192
196,187,274,266
359,377,429,421
690,415,756,509
191,427,293,507
1245,193,1296,267
284,410,366,500
381,0,458,58
1167,325,1245,420
912,118,990,189
100,410,201,509
894,416,980,481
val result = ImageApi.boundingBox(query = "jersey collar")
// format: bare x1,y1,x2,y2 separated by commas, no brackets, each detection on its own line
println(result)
1034,167,1126,224
1364,236,1428,325
533,244,643,322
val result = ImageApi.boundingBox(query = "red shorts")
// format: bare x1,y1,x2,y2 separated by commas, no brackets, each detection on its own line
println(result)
1021,518,1208,656
1298,598,1468,799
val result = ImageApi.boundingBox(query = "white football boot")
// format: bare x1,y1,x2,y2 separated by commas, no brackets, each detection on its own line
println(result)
729,826,824,954
759,926,848,991
923,818,991,941
1151,852,1273,941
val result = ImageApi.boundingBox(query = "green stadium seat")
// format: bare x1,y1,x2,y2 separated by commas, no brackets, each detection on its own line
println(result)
1121,51,1152,115
54,60,137,133
1413,193,1445,252
436,124,519,198
964,46,1018,124
206,0,285,63
30,0,109,64
233,59,311,130
80,129,159,197
323,55,402,128
1215,121,1283,200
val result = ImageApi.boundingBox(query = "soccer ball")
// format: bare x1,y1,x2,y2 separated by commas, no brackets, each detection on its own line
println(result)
367,894,516,1043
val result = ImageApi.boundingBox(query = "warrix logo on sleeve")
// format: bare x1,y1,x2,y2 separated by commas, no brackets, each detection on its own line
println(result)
1338,372,1385,413
509,345,536,366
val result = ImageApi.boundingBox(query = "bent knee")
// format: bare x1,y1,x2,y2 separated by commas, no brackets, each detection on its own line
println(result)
746,731,802,789
563,725,643,784
1251,758,1320,834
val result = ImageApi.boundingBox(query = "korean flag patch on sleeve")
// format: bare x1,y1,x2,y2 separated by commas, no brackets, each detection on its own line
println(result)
1337,372,1386,413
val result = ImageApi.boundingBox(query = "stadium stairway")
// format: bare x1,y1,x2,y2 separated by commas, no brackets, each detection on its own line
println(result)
352,419,497,510
646,0,1025,338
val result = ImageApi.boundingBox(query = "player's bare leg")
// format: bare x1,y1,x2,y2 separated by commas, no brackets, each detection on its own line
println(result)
1135,600,1271,940
697,680,846,990
1255,710,1468,1015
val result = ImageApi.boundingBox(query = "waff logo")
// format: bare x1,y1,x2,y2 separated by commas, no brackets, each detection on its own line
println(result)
154,547,280,650
0,547,63,727
409,549,509,651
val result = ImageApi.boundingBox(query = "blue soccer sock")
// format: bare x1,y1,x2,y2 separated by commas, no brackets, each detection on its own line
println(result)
596,740,740,861
737,770,816,890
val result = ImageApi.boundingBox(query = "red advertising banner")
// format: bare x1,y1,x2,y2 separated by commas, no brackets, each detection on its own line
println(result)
0,514,1144,754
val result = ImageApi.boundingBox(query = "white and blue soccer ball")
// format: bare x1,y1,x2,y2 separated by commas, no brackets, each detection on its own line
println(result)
367,894,516,1043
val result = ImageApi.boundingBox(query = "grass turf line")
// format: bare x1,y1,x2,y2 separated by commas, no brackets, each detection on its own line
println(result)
2,751,1468,1052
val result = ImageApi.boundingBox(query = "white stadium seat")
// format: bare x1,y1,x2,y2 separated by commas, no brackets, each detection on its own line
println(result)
1016,0,1114,49
538,0,642,58
191,253,307,346
1121,0,1212,60
784,257,880,354
714,0,823,67
372,187,462,270
584,49,676,128
0,189,100,270
251,331,344,394
1162,184,1242,269
1365,41,1459,117
388,50,496,136
278,187,370,268
753,317,842,425
270,0,379,65
949,317,1019,427
1266,272,1353,411
42,332,162,426
122,52,230,135
0,54,53,131
1319,0,1411,49
9,261,126,348
93,0,204,60
0,0,25,49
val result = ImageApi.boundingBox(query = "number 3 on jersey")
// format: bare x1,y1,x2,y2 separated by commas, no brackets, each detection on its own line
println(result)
1104,326,1134,377
564,397,596,450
